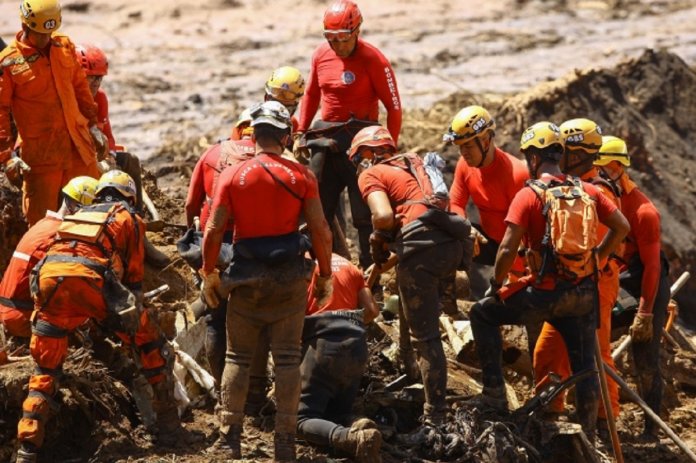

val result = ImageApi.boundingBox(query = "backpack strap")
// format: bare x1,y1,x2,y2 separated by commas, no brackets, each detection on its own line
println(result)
254,159,303,202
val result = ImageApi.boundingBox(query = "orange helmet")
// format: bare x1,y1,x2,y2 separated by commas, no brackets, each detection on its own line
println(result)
75,44,108,76
348,125,396,163
324,0,362,31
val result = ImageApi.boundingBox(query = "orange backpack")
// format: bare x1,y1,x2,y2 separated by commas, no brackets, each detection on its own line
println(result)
528,176,599,280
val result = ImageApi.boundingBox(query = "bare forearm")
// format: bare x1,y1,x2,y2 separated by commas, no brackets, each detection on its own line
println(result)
201,206,228,273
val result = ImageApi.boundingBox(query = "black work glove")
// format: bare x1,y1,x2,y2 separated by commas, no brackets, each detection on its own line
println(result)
484,277,502,302
369,229,393,266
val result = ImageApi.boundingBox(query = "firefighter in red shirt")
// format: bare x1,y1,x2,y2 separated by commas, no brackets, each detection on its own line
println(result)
468,122,629,436
445,105,529,298
182,108,255,386
532,119,622,432
200,101,332,462
15,170,181,462
595,135,669,437
295,0,402,270
298,253,381,462
0,176,97,344
352,125,470,426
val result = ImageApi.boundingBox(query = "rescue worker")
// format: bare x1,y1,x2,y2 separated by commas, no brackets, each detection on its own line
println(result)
295,0,402,271
468,122,629,436
200,101,332,462
595,135,669,438
183,108,256,386
74,43,169,267
532,119,622,432
352,125,469,426
0,176,97,343
15,170,180,463
264,66,304,129
445,105,529,298
0,0,108,226
297,253,381,462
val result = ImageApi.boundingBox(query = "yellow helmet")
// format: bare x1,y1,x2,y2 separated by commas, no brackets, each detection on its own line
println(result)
595,135,630,167
443,105,496,145
19,0,62,34
520,122,561,151
265,66,305,106
96,170,136,200
62,176,98,206
559,118,603,154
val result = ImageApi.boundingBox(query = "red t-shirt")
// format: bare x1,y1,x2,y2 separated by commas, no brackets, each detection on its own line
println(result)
621,186,662,312
505,174,618,252
450,148,529,243
186,139,255,230
358,159,429,227
211,152,319,241
0,211,62,312
297,39,402,142
306,253,365,315
94,88,116,150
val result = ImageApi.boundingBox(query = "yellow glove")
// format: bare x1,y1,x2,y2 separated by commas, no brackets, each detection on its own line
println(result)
629,312,653,342
198,268,223,308
313,273,333,308
470,228,488,257
292,132,310,163
90,125,110,161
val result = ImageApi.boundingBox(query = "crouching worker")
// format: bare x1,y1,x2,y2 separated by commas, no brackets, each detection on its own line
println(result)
468,122,629,436
1,176,97,347
297,253,381,462
352,126,471,427
16,170,182,463
200,101,332,462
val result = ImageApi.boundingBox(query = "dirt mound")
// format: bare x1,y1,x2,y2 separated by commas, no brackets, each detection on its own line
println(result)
401,49,696,322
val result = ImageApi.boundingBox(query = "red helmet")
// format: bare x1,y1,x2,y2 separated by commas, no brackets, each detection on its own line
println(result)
323,0,362,31
348,125,396,162
75,44,108,76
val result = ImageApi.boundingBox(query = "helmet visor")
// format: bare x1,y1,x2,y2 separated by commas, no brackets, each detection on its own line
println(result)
266,86,303,105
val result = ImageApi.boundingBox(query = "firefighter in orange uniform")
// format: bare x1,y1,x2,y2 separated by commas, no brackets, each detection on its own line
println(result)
0,176,97,345
0,0,108,226
15,171,179,463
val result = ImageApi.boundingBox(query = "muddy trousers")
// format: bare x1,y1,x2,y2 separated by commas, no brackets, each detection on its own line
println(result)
310,120,373,269
297,315,367,447
205,300,270,412
219,277,307,438
18,277,169,450
618,253,670,435
470,279,599,433
397,240,462,421
533,260,621,419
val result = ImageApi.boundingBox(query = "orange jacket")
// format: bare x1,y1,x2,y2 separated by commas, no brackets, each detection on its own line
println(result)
0,32,97,170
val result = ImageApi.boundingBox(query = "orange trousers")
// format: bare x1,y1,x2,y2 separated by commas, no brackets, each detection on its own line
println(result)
18,275,167,448
0,305,32,338
22,154,99,226
533,260,620,418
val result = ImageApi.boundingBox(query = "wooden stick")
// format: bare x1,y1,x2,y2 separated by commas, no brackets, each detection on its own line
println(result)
595,334,624,463
365,253,399,289
440,316,466,362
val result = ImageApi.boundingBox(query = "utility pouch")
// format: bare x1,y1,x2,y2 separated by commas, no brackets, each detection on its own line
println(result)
233,232,311,266
57,210,111,244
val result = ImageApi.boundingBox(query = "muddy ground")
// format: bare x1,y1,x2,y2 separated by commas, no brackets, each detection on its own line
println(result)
1,0,696,461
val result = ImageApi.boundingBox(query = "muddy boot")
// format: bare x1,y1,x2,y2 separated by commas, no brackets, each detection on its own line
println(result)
144,236,171,268
464,385,509,413
15,446,37,463
210,424,242,458
331,419,383,463
274,432,296,462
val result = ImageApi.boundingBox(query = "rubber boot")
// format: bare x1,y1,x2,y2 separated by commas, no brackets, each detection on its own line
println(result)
274,432,296,462
144,236,171,268
331,419,383,463
151,380,193,446
212,424,242,458
465,385,509,413
15,447,37,463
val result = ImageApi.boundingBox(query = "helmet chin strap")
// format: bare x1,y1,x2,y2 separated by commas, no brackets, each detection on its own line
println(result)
563,153,595,176
475,137,489,168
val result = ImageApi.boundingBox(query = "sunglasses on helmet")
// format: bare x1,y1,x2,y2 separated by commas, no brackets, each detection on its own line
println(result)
267,87,303,105
323,27,358,42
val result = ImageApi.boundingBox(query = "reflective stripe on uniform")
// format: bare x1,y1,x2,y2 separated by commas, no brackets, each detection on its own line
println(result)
12,251,31,262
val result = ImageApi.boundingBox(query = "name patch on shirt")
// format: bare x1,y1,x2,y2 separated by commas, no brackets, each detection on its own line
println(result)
341,70,356,85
